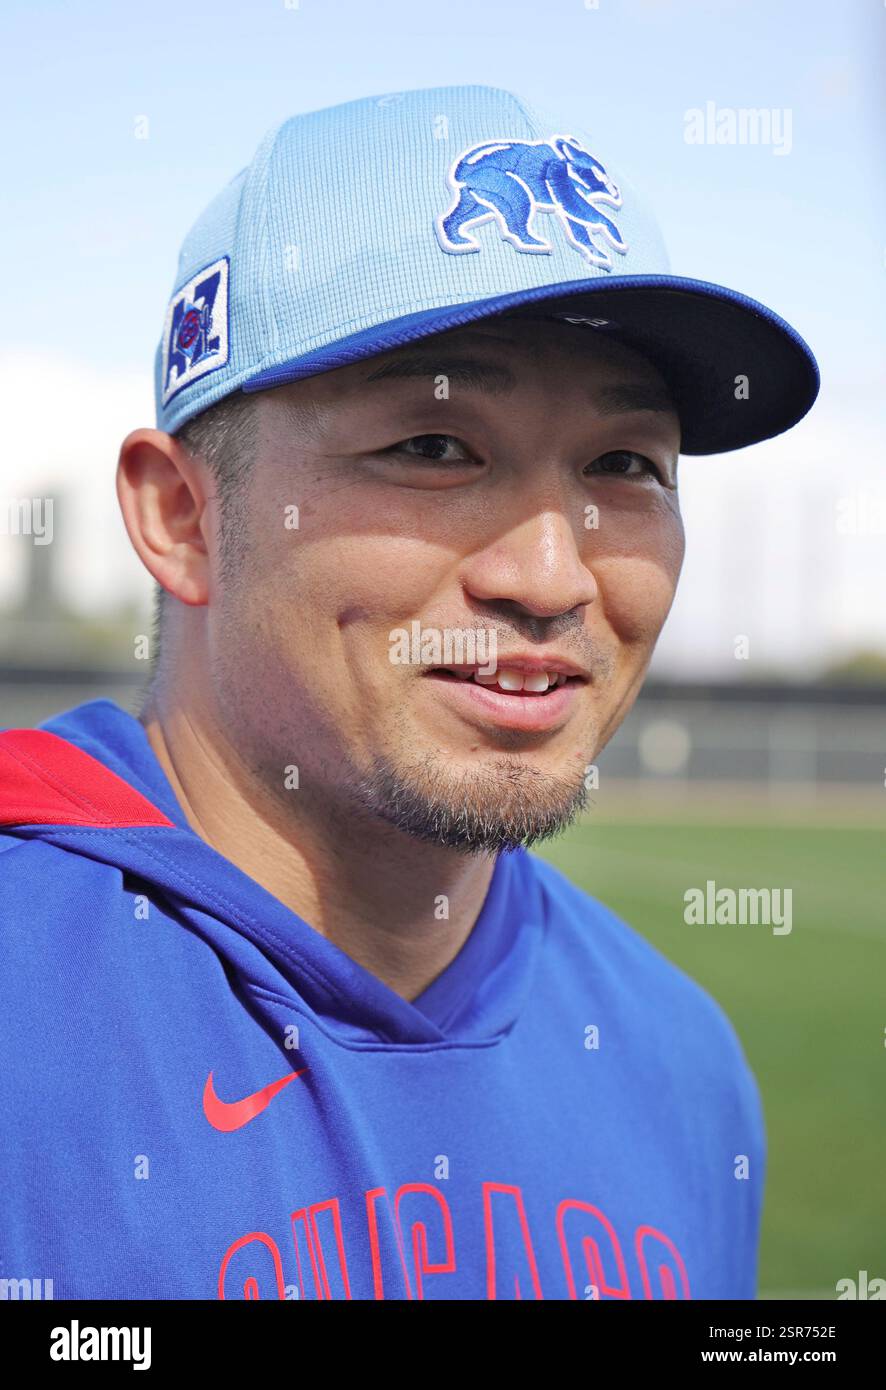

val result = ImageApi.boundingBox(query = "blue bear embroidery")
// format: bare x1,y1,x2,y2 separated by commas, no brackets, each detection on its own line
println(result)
436,135,628,269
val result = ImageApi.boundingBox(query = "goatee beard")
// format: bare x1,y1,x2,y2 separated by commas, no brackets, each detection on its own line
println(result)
348,752,591,855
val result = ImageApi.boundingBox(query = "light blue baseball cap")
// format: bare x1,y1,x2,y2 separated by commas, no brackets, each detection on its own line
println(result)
154,84,819,455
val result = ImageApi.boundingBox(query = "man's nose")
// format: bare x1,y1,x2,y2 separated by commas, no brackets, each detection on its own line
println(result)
461,508,599,620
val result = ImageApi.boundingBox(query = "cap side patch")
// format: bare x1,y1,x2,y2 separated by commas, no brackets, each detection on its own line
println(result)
160,256,230,408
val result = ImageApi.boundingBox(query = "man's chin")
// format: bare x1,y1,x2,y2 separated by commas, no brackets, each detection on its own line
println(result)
349,750,591,855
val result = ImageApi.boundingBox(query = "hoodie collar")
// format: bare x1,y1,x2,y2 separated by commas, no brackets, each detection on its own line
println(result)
2,700,543,1048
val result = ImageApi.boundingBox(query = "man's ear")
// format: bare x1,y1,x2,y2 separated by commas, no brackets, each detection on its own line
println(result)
116,428,214,607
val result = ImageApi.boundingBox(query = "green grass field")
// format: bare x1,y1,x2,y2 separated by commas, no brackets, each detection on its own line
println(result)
534,807,886,1298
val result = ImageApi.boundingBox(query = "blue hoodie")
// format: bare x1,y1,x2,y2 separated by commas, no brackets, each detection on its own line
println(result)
0,698,765,1300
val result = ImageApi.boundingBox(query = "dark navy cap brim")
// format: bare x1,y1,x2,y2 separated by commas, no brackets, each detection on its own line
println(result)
242,274,820,457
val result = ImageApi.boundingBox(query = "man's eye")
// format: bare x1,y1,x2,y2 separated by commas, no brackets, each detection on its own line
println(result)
586,450,661,479
388,434,477,464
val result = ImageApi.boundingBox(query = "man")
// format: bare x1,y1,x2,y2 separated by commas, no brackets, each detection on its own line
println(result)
0,85,817,1300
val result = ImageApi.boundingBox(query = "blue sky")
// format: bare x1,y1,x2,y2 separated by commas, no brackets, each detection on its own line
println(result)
1,0,883,675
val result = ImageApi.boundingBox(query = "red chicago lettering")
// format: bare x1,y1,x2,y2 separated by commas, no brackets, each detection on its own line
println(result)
218,1179,691,1300
483,1182,543,1300
217,1230,286,1300
290,1197,352,1300
635,1224,691,1299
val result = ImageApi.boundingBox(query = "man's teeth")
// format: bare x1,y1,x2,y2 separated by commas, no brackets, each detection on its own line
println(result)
457,668,568,691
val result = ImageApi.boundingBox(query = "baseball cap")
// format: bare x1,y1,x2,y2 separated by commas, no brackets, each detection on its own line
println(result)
154,84,819,456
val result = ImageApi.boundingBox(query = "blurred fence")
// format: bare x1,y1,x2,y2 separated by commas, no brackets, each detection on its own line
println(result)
597,679,884,802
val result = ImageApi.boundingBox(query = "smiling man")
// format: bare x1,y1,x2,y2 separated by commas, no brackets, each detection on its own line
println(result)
0,85,818,1300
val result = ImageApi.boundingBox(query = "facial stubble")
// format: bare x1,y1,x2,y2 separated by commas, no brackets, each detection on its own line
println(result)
346,695,593,855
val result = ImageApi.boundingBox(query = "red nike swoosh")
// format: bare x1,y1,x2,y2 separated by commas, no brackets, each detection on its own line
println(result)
203,1067,309,1132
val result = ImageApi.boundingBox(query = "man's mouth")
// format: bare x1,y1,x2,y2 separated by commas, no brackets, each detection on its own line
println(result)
421,662,587,733
424,667,583,696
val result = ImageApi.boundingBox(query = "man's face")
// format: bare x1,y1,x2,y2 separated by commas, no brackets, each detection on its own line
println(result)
209,317,684,853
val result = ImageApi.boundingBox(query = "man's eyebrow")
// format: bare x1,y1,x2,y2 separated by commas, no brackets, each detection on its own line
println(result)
592,381,677,418
362,353,676,416
363,355,516,395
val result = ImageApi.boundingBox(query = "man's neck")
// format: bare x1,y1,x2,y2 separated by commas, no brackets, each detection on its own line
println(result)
139,697,496,1003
